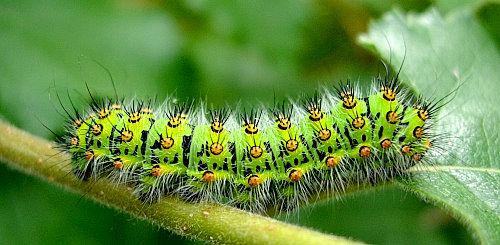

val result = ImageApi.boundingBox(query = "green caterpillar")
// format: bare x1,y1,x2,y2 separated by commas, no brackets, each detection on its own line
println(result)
63,71,439,213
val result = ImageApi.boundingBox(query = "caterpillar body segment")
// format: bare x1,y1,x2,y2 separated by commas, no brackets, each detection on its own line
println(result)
232,112,276,212
138,114,193,201
183,111,238,202
268,104,320,211
236,114,276,187
104,107,155,185
64,77,440,213
69,116,95,180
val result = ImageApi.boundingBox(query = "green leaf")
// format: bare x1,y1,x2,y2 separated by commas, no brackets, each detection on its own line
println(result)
359,7,500,244
435,0,500,14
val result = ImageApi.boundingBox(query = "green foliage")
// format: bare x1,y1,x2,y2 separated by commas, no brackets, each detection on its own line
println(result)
359,7,500,243
1,0,498,244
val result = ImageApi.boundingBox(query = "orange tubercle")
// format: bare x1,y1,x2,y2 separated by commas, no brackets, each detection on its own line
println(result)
202,171,215,183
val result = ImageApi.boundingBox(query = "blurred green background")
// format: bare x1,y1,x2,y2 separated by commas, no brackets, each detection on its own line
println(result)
3,0,498,244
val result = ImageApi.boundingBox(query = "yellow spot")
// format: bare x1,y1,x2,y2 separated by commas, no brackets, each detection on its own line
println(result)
386,111,398,124
73,119,83,128
276,116,291,130
141,108,153,114
211,119,224,132
250,146,263,158
92,124,103,136
307,105,323,121
121,130,133,142
210,143,223,155
318,129,331,141
413,126,424,139
352,117,365,129
415,105,429,121
161,137,175,149
168,114,181,128
98,108,110,119
419,110,428,121
243,122,258,134
382,87,396,101
129,112,141,123
286,139,298,152
341,92,357,109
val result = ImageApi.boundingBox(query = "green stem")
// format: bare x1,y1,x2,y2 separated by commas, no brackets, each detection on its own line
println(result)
0,120,363,245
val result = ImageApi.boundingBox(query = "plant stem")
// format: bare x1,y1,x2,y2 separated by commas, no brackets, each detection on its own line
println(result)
0,120,362,245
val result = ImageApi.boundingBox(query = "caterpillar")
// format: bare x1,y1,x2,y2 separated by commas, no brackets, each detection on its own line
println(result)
59,66,444,214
